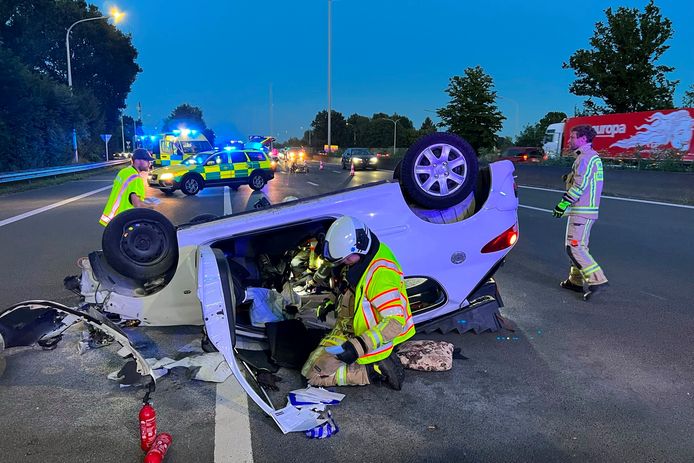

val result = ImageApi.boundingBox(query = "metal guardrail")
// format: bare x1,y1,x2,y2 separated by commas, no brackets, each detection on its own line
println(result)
0,159,129,184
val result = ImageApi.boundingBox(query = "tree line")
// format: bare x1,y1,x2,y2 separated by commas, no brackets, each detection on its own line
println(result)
0,0,140,171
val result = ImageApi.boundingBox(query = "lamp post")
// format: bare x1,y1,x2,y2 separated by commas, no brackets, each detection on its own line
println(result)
66,8,124,163
327,0,332,155
381,118,401,156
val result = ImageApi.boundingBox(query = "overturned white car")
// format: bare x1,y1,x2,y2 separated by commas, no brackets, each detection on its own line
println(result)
1,133,519,429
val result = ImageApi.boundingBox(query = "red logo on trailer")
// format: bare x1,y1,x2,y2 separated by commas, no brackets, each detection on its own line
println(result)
564,109,694,161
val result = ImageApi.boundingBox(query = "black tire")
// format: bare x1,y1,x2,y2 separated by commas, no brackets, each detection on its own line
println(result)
181,174,203,196
249,171,266,191
342,162,346,170
399,132,478,209
189,213,218,225
102,209,178,281
393,160,402,180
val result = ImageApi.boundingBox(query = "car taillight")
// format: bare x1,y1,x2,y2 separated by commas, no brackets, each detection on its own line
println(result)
522,154,528,161
481,223,518,253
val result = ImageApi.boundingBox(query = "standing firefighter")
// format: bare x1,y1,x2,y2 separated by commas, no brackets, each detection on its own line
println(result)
99,148,153,227
553,124,609,300
302,216,415,390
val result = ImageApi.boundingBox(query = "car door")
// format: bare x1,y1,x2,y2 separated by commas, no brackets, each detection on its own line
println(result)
203,153,225,184
197,246,300,433
230,151,250,180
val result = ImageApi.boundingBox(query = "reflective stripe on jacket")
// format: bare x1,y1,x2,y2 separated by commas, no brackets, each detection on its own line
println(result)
564,145,603,219
99,166,145,226
353,242,415,364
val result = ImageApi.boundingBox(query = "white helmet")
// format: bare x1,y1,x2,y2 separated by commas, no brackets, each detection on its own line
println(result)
323,216,372,264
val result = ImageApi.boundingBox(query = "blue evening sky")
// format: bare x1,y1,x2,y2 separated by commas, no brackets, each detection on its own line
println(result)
110,0,694,143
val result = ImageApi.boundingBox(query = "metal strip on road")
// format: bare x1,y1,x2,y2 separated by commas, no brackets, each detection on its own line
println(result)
214,185,253,463
518,185,694,210
0,185,111,228
307,181,319,186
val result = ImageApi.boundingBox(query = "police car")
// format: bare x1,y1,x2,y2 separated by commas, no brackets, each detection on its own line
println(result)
148,145,275,195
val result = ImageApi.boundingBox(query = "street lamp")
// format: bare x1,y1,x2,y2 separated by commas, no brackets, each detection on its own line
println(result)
380,118,401,156
327,0,332,155
66,7,125,163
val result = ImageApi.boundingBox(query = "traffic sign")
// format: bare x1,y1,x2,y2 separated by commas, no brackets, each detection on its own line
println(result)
100,134,112,142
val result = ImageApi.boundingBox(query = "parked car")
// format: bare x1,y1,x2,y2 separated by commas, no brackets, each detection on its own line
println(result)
341,148,378,170
1,133,518,432
499,146,546,163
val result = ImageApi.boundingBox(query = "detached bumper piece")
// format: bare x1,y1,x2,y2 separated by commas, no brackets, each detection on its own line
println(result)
0,300,155,389
417,279,513,335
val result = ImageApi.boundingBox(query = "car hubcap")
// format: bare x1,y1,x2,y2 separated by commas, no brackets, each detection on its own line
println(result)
413,143,468,197
185,179,199,193
252,176,263,188
120,221,168,265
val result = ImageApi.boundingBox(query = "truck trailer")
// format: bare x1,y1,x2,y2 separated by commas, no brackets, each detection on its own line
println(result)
543,108,694,162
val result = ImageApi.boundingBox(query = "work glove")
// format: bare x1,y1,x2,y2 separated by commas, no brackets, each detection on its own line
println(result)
325,341,359,365
553,199,571,218
316,299,336,322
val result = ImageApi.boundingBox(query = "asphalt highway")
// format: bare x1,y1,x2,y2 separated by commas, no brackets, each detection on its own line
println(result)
0,161,692,462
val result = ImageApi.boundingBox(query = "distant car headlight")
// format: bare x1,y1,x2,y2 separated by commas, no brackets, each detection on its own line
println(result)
159,173,174,181
370,157,378,163
352,157,362,163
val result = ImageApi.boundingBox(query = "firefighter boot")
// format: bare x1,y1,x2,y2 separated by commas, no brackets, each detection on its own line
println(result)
583,282,610,301
560,279,583,293
368,355,405,391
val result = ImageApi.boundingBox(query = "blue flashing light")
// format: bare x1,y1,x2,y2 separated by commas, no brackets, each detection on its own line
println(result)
172,129,181,135
191,130,198,135
150,136,156,141
224,146,232,151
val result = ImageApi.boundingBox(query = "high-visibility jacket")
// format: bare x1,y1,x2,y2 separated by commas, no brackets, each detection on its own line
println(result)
351,243,416,364
563,144,603,219
99,166,145,226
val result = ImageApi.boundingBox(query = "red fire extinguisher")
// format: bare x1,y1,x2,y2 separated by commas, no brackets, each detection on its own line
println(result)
144,433,173,463
139,401,157,452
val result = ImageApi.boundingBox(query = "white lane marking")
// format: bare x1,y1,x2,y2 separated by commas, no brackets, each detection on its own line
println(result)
332,170,342,174
307,181,319,186
519,204,553,213
215,185,252,462
518,185,694,210
0,185,111,228
214,378,254,462
223,186,233,215
640,291,668,301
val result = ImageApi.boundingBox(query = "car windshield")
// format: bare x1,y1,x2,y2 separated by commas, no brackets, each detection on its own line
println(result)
351,149,372,156
180,140,213,154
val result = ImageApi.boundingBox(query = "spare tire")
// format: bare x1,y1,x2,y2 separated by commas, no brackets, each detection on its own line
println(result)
399,133,478,209
102,209,178,281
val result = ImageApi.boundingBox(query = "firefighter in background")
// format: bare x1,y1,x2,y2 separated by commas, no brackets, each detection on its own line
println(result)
301,216,415,390
99,148,153,227
553,124,609,300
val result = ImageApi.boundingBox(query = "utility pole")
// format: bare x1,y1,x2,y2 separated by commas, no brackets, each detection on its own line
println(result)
121,114,126,152
327,0,332,154
269,83,273,141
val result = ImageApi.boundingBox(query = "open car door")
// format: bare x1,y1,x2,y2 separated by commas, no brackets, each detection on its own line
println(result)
199,246,304,433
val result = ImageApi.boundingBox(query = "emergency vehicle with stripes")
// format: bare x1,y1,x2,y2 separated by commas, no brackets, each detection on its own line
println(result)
148,145,274,195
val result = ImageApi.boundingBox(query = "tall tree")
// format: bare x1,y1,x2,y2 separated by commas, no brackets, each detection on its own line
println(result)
310,110,348,150
346,113,370,147
564,0,677,114
436,66,505,152
683,84,694,108
515,111,567,146
419,117,437,137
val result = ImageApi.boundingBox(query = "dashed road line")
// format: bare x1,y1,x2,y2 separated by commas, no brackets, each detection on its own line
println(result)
332,170,342,174
307,181,319,186
0,185,111,228
519,204,553,213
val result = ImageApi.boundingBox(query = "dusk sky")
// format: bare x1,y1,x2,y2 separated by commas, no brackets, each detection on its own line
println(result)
110,0,694,144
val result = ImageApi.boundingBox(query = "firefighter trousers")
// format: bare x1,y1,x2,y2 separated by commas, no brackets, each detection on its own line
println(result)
302,347,370,387
565,216,608,286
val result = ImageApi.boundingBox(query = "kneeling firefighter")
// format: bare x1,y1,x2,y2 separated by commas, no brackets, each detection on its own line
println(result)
301,216,415,390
